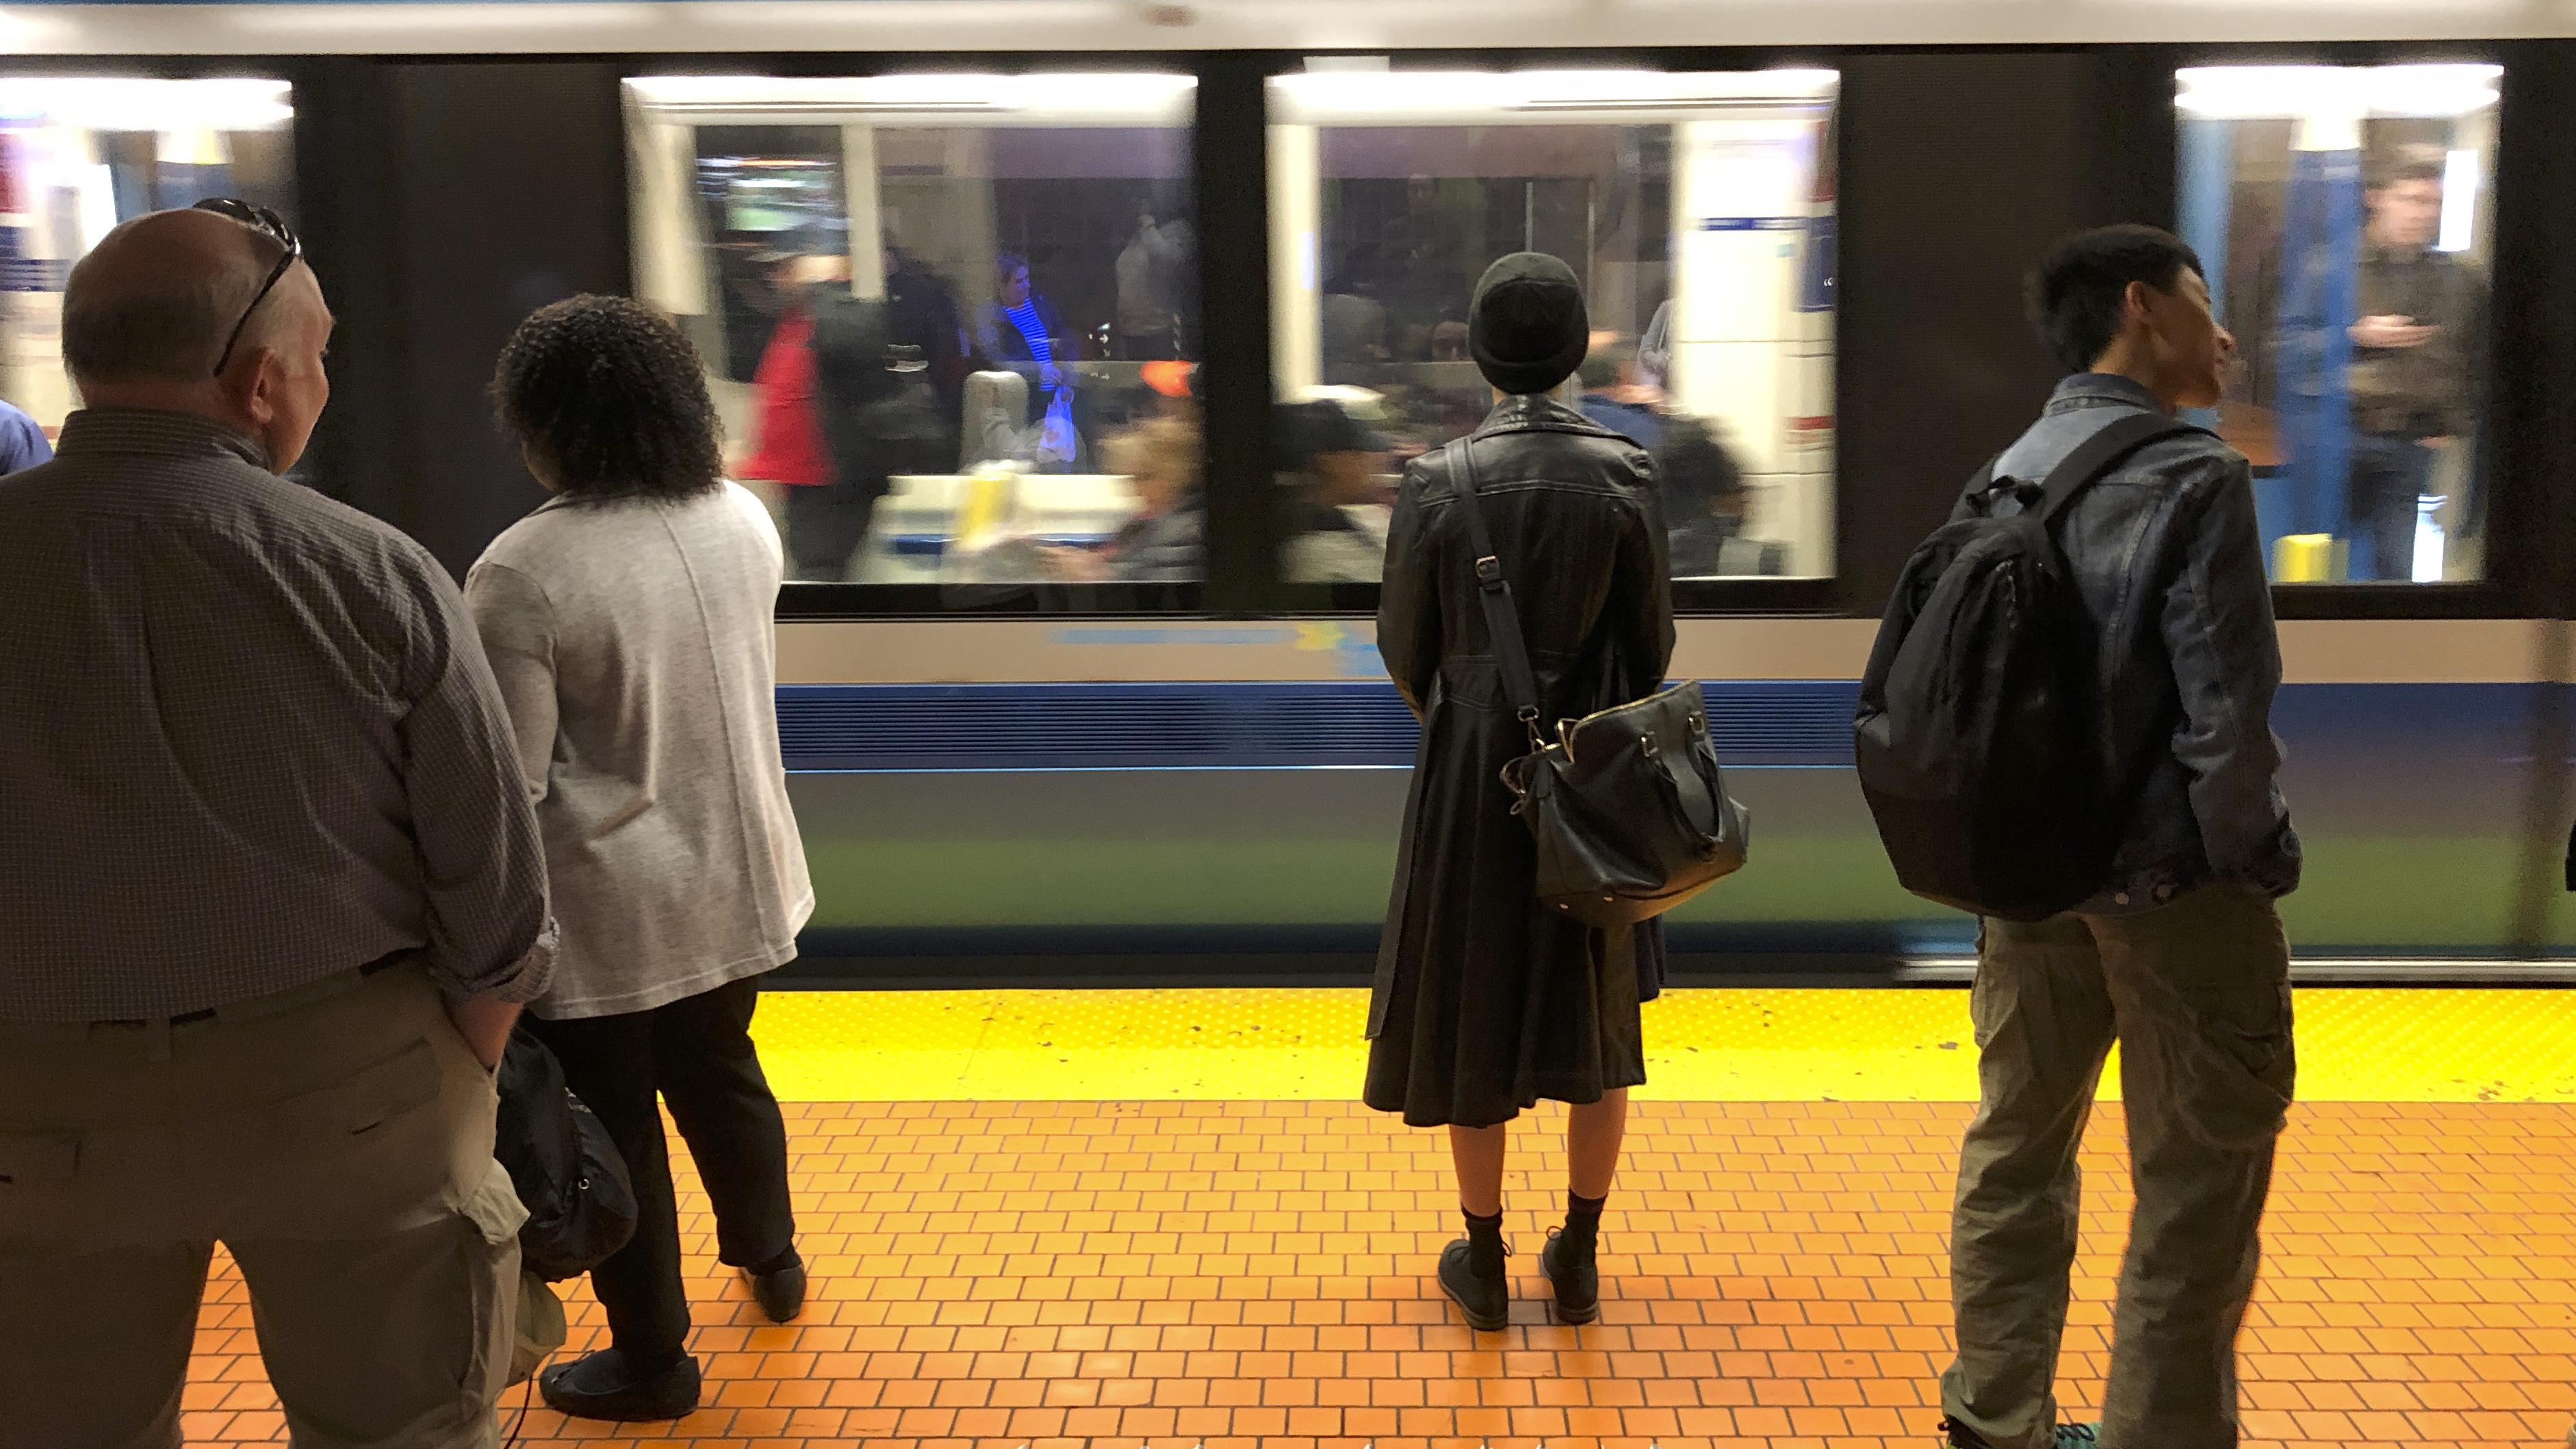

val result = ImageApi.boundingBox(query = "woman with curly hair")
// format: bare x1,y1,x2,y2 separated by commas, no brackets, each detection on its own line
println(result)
465,294,815,1422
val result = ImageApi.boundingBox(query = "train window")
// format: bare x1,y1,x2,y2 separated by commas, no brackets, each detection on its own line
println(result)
623,75,1203,605
0,78,297,442
1265,68,1838,587
2177,63,2500,585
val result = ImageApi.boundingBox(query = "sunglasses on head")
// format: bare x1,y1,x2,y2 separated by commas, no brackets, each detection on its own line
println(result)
191,198,302,377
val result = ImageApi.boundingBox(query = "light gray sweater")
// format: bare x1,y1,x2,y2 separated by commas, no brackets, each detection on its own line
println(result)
464,483,813,1020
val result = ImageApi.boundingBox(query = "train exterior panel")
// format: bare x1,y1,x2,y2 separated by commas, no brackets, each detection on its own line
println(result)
769,618,2576,982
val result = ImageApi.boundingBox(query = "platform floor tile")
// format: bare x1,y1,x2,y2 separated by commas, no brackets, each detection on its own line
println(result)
175,1095,2576,1449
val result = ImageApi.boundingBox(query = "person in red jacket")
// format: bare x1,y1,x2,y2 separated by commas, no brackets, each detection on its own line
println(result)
736,254,859,581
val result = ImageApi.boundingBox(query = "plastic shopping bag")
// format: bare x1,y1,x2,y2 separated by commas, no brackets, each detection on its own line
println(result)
1033,387,1079,471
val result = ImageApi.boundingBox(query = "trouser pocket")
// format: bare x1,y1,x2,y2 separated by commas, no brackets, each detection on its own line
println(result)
2111,887,2295,1153
2176,978,2295,1151
454,1159,529,1426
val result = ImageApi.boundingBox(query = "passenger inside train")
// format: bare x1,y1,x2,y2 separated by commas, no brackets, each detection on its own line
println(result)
1039,411,1205,583
1275,395,1395,584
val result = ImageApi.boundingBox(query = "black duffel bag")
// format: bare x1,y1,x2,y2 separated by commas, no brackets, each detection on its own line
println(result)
1445,437,1750,928
494,1026,638,1283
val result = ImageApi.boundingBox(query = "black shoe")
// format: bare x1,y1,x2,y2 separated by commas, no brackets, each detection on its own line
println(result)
537,1348,701,1422
1940,1418,2100,1449
1437,1238,1510,1331
1538,1227,1599,1324
745,1251,808,1324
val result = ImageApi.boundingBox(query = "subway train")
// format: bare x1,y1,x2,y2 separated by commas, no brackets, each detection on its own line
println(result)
5,1,2575,984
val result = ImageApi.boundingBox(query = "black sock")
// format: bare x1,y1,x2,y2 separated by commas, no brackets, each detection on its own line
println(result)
1461,1206,1505,1270
1563,1191,1606,1251
749,1245,802,1277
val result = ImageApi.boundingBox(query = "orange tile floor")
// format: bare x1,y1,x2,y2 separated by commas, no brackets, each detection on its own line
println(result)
177,1097,2575,1449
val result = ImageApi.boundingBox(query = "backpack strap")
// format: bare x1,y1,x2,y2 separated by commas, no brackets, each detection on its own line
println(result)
2033,411,2208,524
1961,454,2000,508
1442,437,1547,748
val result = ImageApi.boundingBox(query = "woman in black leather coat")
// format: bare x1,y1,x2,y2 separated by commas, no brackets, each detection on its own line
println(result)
1365,253,1675,1331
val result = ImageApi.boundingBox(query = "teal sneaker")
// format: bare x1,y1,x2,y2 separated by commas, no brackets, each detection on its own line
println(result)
1940,1418,2100,1449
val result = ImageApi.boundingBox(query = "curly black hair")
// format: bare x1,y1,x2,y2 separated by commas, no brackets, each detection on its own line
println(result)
492,294,723,501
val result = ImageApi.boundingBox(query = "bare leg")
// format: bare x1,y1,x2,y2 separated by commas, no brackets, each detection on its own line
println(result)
1567,1088,1629,1198
1447,1123,1507,1216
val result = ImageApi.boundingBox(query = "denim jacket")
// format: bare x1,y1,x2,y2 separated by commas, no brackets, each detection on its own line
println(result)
1957,374,2302,913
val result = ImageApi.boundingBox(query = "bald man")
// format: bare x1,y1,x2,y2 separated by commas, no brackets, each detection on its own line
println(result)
0,205,554,1446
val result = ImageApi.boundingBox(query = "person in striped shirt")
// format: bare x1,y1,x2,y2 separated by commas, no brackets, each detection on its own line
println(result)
973,251,1074,431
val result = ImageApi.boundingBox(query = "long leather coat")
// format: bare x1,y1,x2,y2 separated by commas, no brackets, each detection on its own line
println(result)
1364,395,1676,1128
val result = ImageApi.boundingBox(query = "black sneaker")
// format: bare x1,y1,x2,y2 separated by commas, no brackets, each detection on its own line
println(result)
1538,1227,1600,1324
1437,1238,1510,1331
538,1348,701,1421
1940,1418,2100,1449
745,1251,808,1324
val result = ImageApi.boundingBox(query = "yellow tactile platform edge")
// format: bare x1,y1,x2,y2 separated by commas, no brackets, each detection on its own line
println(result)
748,986,2576,1104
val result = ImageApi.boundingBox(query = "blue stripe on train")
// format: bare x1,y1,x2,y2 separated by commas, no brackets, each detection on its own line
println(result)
776,680,1864,772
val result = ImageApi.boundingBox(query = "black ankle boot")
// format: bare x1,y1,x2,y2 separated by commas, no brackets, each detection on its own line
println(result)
1438,1209,1510,1331
1540,1224,1599,1323
537,1348,701,1421
1541,1190,1605,1324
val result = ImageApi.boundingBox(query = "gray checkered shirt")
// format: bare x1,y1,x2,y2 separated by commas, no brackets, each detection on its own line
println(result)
0,409,554,1023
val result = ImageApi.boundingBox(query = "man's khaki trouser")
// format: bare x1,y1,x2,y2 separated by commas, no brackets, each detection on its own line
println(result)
1943,882,2296,1449
0,964,526,1449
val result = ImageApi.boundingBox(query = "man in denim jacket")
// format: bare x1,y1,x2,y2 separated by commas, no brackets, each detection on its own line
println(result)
1940,225,2302,1449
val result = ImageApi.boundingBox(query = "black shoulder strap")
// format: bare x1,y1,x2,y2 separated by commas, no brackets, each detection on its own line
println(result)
1961,455,2000,506
1442,438,1545,743
2033,411,2206,524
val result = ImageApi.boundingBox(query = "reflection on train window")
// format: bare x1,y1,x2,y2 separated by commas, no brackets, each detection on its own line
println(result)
1266,68,1838,585
0,78,297,443
2178,64,2498,585
623,75,1202,600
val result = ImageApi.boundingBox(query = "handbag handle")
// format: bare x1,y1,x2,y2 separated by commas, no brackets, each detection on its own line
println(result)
1442,437,1547,750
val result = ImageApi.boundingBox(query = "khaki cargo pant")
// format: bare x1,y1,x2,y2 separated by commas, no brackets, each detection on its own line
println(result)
1943,882,2295,1449
0,964,526,1449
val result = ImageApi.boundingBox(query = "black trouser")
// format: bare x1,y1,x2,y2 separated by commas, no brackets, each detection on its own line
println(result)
2347,433,2436,582
526,975,796,1368
783,479,881,582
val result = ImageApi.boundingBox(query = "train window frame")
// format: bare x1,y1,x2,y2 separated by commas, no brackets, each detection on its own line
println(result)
2168,40,2559,624
619,62,1220,622
2174,59,2493,600
1256,58,1848,621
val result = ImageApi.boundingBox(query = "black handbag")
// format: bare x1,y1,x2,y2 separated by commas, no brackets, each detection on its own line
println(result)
1445,437,1751,928
494,1027,639,1283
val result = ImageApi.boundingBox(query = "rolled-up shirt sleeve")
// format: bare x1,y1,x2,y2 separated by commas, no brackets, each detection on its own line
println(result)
401,563,556,1002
